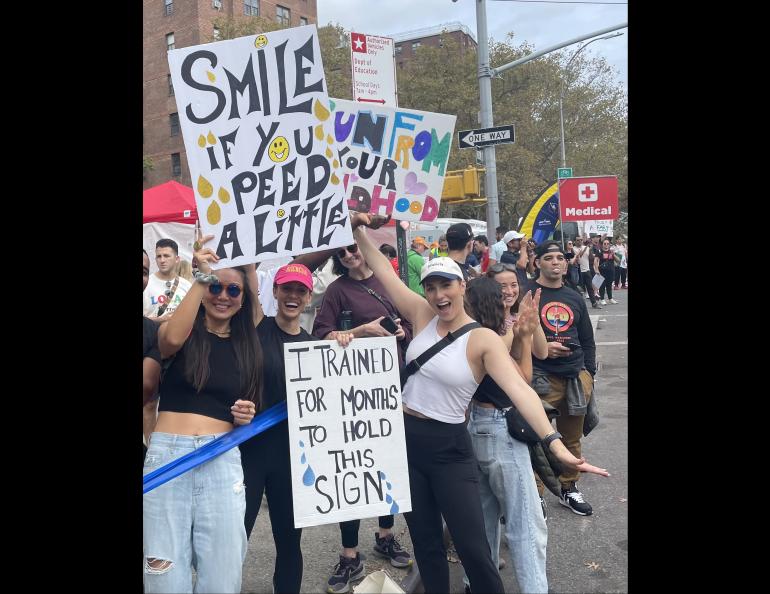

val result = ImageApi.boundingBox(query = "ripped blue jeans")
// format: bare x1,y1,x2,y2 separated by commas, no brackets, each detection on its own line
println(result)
143,432,247,593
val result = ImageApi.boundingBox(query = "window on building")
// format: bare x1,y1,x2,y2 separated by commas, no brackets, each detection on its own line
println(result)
244,0,259,17
164,0,173,16
213,26,221,40
170,113,180,136
276,5,290,26
412,41,421,50
166,33,175,51
395,45,403,55
168,74,174,96
300,17,308,26
171,153,182,177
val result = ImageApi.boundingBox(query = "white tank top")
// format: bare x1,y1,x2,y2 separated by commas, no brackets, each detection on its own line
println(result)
403,317,479,424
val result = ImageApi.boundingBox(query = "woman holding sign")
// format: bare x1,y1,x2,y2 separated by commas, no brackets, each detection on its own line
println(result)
351,219,610,594
144,236,261,594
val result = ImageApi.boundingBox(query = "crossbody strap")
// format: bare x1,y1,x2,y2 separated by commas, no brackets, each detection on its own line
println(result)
360,284,398,319
156,276,180,316
400,322,481,389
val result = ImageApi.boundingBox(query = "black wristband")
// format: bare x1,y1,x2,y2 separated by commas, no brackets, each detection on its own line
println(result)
541,431,563,451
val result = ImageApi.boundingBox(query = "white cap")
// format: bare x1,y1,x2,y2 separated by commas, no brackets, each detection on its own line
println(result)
420,257,464,283
502,230,525,243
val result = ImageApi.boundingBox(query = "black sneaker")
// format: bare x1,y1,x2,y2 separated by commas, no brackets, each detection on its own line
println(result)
373,532,413,568
592,302,603,309
559,484,593,516
540,496,548,520
327,553,365,594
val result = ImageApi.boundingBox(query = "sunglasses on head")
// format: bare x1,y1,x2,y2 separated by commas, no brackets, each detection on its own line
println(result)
488,263,517,274
336,244,359,258
208,283,242,298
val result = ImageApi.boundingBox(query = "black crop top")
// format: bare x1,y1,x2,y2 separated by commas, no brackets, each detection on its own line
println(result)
158,334,244,423
473,373,512,409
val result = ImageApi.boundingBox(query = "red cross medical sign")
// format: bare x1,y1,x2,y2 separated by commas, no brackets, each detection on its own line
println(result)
558,175,619,221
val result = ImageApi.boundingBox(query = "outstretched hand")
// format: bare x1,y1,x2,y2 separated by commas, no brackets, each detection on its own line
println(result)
514,289,541,337
350,211,391,230
552,446,610,477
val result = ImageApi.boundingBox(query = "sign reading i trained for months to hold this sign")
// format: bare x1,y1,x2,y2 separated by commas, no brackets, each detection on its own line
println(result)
458,124,515,149
350,32,398,107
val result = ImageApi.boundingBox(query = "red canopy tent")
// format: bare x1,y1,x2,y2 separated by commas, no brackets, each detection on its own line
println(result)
143,180,198,224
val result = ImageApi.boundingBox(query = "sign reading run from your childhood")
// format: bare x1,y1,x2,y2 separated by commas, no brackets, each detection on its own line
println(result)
167,26,354,268
284,337,411,528
329,98,456,222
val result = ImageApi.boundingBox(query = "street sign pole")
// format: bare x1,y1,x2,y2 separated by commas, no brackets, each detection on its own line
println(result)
556,168,572,250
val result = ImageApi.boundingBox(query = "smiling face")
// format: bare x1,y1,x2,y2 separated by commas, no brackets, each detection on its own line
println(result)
490,270,519,310
337,244,366,273
255,34,268,48
273,281,311,322
268,136,290,162
423,276,465,322
202,268,245,325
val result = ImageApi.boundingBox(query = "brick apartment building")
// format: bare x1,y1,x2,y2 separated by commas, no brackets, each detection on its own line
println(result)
143,0,317,189
390,21,477,69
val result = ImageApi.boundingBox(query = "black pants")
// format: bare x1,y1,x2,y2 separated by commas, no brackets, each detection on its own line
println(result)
614,267,627,287
402,414,503,594
580,270,598,305
240,420,302,594
599,267,614,299
339,515,394,548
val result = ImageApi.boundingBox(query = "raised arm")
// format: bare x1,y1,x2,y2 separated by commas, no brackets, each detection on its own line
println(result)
353,222,434,332
242,263,264,327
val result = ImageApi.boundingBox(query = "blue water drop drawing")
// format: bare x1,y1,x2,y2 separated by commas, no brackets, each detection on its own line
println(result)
299,440,304,448
386,482,392,490
378,471,386,479
386,494,392,503
301,453,306,464
302,465,316,486
390,501,399,514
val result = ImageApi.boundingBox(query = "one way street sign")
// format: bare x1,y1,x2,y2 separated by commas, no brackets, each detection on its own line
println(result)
458,124,515,149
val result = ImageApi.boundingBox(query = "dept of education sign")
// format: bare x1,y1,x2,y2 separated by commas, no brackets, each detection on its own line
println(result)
350,32,398,107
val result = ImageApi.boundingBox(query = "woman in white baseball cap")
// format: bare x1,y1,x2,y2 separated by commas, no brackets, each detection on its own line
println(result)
351,219,609,594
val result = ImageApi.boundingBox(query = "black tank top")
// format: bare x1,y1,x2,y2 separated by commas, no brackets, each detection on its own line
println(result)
473,373,512,409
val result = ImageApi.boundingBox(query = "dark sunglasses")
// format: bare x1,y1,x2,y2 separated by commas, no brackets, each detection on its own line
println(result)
208,283,242,298
336,244,359,258
487,263,517,274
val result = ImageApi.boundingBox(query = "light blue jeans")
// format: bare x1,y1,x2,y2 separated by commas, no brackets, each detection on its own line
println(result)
143,432,247,593
464,404,548,594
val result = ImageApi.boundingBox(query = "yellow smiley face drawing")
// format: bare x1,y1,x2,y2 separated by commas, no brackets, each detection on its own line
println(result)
255,35,268,48
268,136,290,163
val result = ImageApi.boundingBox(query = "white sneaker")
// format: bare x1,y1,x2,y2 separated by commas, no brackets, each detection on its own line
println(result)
609,299,618,304
600,299,607,305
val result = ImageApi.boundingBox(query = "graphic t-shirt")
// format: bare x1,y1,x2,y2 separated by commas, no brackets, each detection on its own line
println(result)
599,250,615,270
143,274,192,318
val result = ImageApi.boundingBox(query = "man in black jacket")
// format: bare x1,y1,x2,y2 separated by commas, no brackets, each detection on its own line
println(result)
528,241,598,516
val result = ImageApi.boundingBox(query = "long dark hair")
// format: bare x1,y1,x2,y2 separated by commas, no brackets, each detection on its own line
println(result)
183,267,263,408
464,277,507,336
487,263,520,315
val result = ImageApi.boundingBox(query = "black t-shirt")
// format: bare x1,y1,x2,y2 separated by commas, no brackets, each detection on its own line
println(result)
599,250,615,269
143,316,161,363
528,282,597,377
455,259,474,281
257,316,317,411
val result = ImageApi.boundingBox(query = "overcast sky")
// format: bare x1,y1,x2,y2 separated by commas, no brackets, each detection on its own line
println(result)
318,0,628,90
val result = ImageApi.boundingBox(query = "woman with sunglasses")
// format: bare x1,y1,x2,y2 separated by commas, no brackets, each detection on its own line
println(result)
144,235,261,594
313,241,415,594
350,217,609,594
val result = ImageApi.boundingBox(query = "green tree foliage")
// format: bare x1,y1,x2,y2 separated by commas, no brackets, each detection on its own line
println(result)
143,156,154,180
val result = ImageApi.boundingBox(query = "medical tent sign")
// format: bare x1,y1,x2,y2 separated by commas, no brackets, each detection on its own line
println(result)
168,26,354,268
284,337,411,528
558,175,619,221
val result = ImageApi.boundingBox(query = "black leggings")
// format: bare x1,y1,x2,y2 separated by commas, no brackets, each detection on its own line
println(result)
614,267,627,287
240,421,302,594
339,515,394,548
599,267,614,299
580,270,598,304
402,414,503,594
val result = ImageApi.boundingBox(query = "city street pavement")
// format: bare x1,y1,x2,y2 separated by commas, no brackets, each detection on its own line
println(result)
241,289,628,593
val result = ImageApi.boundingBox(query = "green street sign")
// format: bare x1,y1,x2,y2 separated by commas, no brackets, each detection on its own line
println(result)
557,167,573,178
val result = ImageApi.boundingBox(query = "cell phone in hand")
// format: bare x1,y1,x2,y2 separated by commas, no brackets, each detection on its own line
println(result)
379,316,399,334
564,341,581,350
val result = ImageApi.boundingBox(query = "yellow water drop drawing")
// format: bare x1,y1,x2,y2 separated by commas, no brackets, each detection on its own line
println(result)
326,134,334,145
218,187,230,203
314,124,324,141
207,131,217,145
333,159,339,168
206,71,216,82
207,201,221,225
198,135,206,148
325,147,333,158
197,175,214,198
331,173,340,185
314,99,331,122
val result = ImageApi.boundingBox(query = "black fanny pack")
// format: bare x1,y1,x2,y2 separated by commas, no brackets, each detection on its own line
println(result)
505,401,560,444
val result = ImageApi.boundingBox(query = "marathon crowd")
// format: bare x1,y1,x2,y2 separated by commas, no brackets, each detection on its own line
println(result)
142,213,622,594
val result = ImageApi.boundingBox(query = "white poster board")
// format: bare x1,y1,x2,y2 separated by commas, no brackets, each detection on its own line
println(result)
329,98,456,222
350,32,398,107
168,26,353,268
583,219,614,236
284,337,411,528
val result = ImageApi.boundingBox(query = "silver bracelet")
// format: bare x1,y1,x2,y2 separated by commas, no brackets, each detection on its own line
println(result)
194,270,219,284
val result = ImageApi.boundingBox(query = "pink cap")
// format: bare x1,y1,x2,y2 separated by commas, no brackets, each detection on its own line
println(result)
274,263,313,291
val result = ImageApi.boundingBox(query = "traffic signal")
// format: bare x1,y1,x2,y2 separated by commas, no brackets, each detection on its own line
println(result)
441,167,483,200
462,167,479,196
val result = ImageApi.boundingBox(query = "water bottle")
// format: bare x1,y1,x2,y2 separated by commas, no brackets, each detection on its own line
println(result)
338,310,353,331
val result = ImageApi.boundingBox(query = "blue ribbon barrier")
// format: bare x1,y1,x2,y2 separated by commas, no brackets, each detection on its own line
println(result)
143,401,288,494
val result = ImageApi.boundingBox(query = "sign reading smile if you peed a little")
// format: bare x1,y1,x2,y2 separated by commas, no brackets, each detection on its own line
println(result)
284,337,411,528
